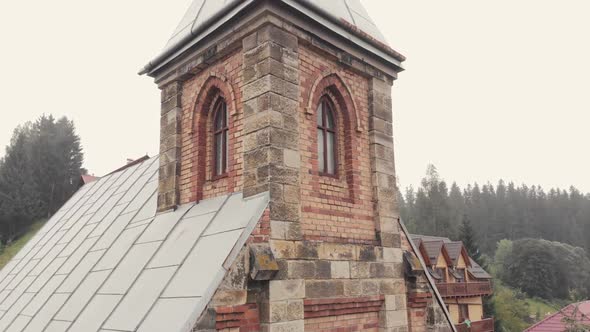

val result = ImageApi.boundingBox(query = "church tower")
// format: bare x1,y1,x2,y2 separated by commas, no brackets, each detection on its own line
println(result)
141,0,415,330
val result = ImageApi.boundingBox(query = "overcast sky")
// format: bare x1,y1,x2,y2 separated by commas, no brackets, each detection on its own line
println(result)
1,1,589,192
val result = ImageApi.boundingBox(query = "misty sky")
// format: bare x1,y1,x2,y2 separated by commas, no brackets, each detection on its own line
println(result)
0,1,588,192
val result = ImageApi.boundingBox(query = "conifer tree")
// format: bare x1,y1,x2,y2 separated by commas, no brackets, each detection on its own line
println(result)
459,214,481,262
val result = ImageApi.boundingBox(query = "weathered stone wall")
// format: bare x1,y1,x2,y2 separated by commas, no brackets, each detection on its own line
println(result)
238,22,408,331
157,11,412,332
158,82,183,211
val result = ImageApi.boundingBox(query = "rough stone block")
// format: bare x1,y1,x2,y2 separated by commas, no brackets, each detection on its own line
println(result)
269,279,305,301
269,201,299,222
258,25,298,50
161,93,182,115
343,280,362,297
315,260,331,279
265,300,304,323
294,241,318,259
270,221,302,241
360,279,380,295
243,110,284,134
305,280,344,298
382,247,403,263
384,295,407,311
283,184,299,204
379,278,405,295
261,320,304,332
379,232,402,248
318,243,357,260
243,75,298,102
380,309,408,328
330,261,350,279
286,261,315,279
350,262,370,278
250,244,279,281
210,290,247,307
242,31,258,51
283,150,300,168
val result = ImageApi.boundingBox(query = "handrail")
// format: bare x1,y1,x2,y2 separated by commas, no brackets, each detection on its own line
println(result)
455,318,494,332
436,281,493,298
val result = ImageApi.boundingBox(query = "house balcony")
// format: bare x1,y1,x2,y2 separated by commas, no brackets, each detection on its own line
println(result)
436,281,493,298
455,317,494,332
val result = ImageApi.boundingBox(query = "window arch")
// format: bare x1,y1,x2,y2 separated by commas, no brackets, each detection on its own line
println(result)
317,96,337,175
212,98,228,177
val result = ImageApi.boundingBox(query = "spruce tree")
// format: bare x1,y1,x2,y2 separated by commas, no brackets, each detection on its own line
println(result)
459,214,481,262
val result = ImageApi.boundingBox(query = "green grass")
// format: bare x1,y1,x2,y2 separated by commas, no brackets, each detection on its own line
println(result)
0,221,45,269
525,297,560,321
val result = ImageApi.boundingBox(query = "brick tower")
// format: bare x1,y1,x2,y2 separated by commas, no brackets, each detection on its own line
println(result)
141,0,414,330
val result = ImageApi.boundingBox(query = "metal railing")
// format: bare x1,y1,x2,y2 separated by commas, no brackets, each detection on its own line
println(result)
436,281,493,298
455,318,494,332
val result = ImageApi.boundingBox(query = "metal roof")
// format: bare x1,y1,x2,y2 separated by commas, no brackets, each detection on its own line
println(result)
467,258,492,280
442,242,463,266
0,156,269,332
525,301,590,332
140,0,403,75
420,240,444,263
164,0,388,50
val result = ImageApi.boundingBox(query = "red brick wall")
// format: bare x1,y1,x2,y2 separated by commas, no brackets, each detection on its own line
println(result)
215,303,260,331
248,208,270,244
179,49,244,204
304,312,379,332
178,41,379,245
298,44,376,244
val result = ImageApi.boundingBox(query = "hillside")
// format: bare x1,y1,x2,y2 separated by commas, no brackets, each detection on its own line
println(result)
0,221,44,269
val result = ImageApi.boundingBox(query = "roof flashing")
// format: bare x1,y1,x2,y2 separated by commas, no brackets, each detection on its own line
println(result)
140,0,405,76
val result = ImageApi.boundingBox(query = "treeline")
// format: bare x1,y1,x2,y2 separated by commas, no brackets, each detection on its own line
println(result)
494,238,590,300
0,115,85,243
399,165,590,255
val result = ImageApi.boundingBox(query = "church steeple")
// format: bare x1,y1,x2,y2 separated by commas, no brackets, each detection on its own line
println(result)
139,0,404,76
141,1,421,330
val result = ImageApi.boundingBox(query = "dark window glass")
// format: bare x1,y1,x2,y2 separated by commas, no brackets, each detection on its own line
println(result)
213,100,228,177
456,268,466,283
459,304,470,322
317,97,337,175
435,268,447,282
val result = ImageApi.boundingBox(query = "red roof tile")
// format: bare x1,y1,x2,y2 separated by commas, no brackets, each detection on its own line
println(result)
525,301,590,332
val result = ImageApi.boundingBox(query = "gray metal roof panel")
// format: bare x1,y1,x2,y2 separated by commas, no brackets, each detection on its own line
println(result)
99,241,161,295
43,320,71,332
7,315,30,332
136,297,204,332
54,270,111,321
0,156,269,331
23,294,69,332
141,0,403,75
102,266,177,331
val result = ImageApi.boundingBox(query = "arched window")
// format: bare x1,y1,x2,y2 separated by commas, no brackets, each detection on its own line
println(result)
212,99,228,177
317,96,337,175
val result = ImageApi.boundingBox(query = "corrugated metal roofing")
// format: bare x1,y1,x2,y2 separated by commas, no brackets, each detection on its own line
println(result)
140,0,403,75
0,156,269,332
525,301,590,332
